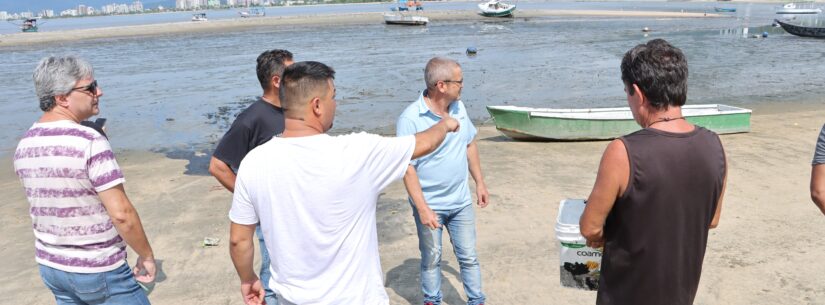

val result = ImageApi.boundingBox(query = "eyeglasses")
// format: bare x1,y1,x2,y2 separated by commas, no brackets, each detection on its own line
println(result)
69,80,98,95
441,79,463,85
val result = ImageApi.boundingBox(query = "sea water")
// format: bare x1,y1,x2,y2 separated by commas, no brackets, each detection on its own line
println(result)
1,1,823,160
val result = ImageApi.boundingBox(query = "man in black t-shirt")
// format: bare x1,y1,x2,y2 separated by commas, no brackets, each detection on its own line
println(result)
209,49,293,305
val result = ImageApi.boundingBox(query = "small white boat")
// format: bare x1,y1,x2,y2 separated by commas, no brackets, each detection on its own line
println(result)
478,0,516,17
776,2,822,14
192,13,208,22
240,7,265,18
383,12,428,25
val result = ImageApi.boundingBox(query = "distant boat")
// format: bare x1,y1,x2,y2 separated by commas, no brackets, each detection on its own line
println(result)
390,0,424,11
192,12,208,22
486,104,752,141
384,0,427,25
774,19,825,38
383,12,428,25
776,2,822,14
240,7,265,18
21,18,38,32
478,0,516,17
714,7,737,12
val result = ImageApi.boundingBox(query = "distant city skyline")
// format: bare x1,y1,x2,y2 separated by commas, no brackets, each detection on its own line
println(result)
0,0,174,14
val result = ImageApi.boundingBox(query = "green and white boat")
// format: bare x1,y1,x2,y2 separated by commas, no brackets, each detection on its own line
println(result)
478,0,516,17
486,104,752,141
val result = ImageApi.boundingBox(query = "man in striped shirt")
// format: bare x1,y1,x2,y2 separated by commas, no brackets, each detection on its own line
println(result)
14,56,156,304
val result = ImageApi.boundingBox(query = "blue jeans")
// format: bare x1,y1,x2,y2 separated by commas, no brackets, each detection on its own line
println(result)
38,263,150,305
256,225,278,305
413,204,485,305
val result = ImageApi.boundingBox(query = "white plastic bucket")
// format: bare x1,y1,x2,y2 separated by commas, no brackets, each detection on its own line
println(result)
555,199,602,290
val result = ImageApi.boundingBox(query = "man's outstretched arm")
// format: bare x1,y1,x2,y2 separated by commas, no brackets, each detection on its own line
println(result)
412,117,459,159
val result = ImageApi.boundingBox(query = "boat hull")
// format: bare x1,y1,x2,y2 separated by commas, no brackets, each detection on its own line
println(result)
383,14,428,25
486,104,752,141
479,10,515,17
775,19,825,38
776,9,821,14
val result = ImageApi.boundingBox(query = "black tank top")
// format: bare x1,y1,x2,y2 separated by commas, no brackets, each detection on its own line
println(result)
596,126,726,305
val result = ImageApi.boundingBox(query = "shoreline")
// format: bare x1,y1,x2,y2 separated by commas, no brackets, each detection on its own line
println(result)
0,9,722,47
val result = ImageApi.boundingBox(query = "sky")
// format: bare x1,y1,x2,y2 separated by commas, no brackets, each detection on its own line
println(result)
0,0,172,13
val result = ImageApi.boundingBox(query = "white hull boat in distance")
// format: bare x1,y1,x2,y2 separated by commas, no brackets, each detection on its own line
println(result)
478,0,516,17
192,13,208,21
240,8,265,18
776,2,822,14
383,12,428,25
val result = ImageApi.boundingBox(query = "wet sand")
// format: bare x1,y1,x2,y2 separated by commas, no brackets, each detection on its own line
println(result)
1,101,825,304
0,9,721,47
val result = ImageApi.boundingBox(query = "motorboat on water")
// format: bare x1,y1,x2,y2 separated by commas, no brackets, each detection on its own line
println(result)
240,7,265,18
383,12,428,25
384,0,427,25
21,18,38,32
192,13,208,21
714,7,737,13
776,2,822,14
478,0,516,17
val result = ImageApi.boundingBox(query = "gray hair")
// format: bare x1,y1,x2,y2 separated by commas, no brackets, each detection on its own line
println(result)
32,56,94,111
424,57,460,89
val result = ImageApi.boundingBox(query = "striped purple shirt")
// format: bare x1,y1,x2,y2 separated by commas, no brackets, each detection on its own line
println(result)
14,121,126,273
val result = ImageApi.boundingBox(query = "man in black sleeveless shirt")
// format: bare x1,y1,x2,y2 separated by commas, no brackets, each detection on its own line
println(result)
580,39,727,305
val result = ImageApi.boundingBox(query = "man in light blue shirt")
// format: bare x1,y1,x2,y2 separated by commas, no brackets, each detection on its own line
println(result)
396,57,490,305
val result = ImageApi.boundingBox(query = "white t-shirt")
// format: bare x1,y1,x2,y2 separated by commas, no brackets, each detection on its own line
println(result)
229,132,415,305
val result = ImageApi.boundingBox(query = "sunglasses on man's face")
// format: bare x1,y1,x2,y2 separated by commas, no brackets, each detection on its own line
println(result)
69,80,98,95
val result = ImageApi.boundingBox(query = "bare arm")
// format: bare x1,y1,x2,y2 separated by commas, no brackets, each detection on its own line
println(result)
229,222,264,305
209,156,237,192
412,117,459,159
467,141,489,208
98,184,155,282
811,165,825,215
710,158,728,228
403,165,441,229
580,140,629,248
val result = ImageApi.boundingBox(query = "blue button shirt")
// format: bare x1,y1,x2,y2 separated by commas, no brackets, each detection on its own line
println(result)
396,90,477,211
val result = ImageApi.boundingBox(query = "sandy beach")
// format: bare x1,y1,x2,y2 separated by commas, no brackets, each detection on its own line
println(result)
2,100,825,304
0,9,721,47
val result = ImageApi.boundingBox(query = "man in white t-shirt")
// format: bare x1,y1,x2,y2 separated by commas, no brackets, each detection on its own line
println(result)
228,61,460,305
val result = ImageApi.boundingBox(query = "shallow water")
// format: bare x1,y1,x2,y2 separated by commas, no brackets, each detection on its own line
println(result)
1,1,823,157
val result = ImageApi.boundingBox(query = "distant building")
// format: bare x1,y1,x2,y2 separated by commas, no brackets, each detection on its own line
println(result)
20,11,34,18
226,0,236,6
39,10,55,18
179,0,204,9
208,0,220,7
132,0,144,12
77,5,87,15
0,11,8,20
